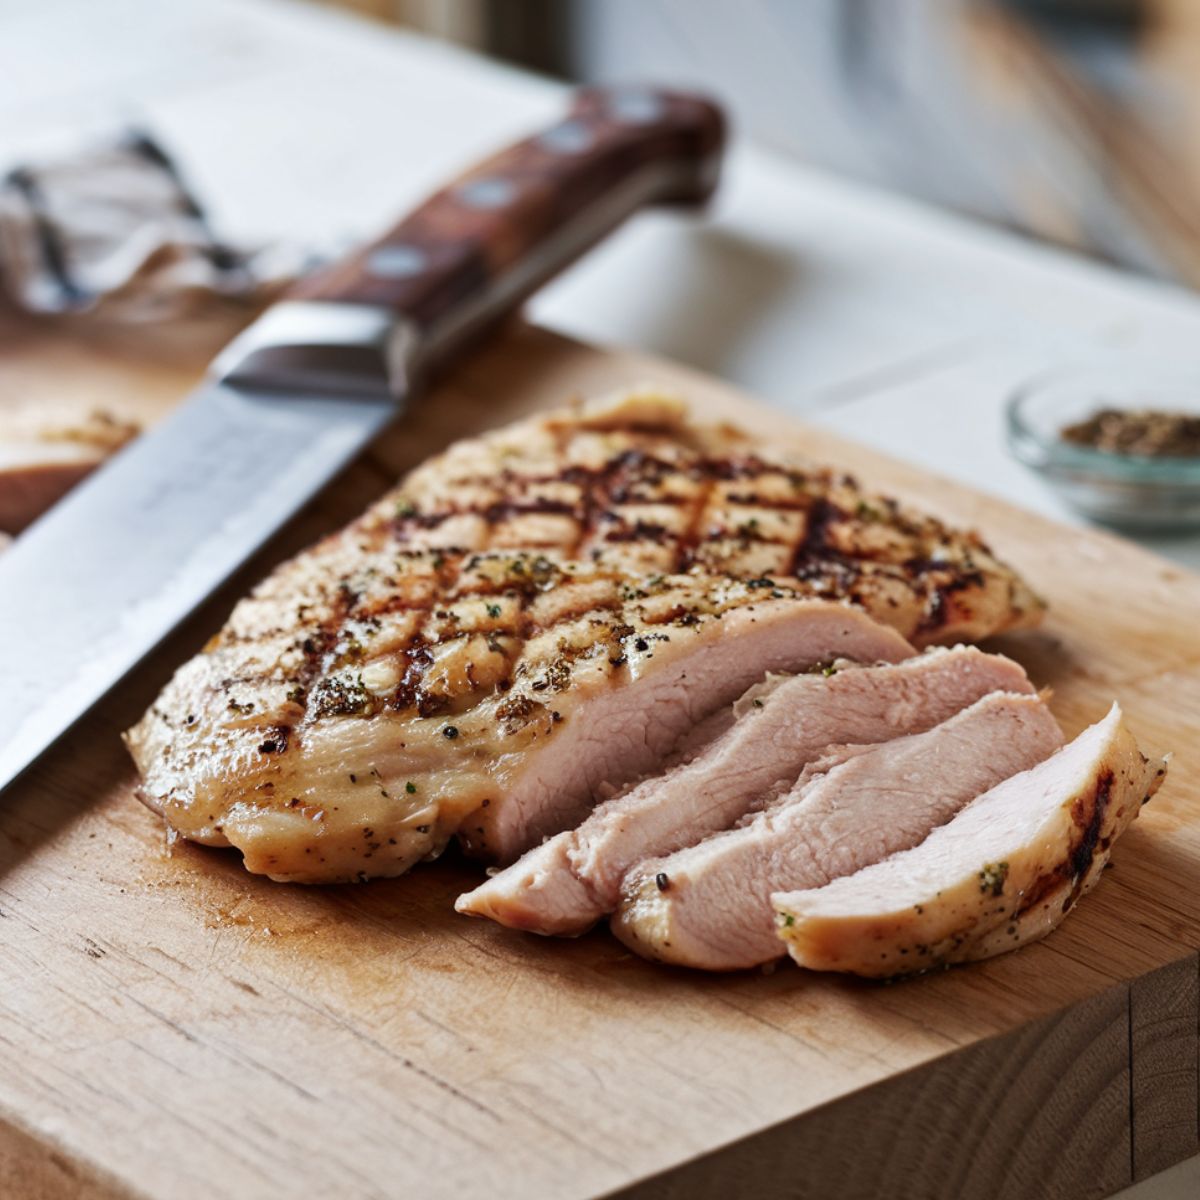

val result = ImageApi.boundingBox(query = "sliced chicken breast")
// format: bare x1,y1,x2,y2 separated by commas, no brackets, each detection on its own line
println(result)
774,704,1166,977
612,692,1063,970
456,646,1036,935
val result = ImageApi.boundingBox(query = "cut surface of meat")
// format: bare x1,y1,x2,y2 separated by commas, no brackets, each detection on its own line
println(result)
774,704,1166,977
461,599,915,864
126,390,1043,884
456,646,1037,935
611,692,1064,970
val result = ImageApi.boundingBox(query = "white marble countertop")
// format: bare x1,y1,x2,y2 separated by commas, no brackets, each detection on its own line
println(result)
2,1,1197,1195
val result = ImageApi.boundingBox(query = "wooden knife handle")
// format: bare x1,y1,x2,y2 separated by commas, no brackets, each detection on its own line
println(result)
288,87,724,372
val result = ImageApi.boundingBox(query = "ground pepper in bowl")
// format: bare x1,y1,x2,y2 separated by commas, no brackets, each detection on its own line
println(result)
1061,408,1200,458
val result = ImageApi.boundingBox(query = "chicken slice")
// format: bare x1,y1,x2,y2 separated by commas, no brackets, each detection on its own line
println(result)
459,598,916,863
773,704,1166,977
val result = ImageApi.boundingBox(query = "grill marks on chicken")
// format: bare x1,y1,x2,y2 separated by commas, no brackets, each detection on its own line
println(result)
774,705,1166,976
389,391,1043,647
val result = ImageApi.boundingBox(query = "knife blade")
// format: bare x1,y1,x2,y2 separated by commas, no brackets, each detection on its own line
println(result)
0,87,724,791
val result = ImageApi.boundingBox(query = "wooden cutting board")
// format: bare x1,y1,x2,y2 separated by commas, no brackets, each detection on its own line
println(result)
2,314,1199,1200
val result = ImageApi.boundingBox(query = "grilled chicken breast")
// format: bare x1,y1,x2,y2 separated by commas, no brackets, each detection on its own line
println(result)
613,692,1064,970
774,704,1166,977
456,646,1037,935
127,390,1042,884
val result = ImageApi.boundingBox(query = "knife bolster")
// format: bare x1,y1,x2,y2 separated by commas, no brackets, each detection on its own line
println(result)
212,301,417,401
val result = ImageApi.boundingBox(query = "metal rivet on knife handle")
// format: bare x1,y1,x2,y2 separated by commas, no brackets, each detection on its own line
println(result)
605,89,666,124
454,177,519,211
537,120,595,155
366,244,429,279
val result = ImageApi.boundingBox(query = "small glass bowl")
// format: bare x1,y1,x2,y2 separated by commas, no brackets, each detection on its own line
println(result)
1006,364,1200,531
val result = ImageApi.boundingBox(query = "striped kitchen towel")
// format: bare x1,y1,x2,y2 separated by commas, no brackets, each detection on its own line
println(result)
0,129,312,320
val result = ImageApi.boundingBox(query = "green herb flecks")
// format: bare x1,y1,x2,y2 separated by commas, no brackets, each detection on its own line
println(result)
979,861,1009,897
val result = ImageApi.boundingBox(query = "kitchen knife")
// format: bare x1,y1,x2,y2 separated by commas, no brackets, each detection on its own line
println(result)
0,88,725,791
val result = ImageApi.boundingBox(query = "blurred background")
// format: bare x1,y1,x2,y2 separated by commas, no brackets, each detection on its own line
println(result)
7,0,1200,561
314,0,1200,289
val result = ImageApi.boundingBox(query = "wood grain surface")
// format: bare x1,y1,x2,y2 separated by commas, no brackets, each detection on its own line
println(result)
1,317,1198,1200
